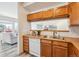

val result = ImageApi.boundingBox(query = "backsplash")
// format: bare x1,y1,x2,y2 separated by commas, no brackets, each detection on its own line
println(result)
60,26,79,37
40,26,79,38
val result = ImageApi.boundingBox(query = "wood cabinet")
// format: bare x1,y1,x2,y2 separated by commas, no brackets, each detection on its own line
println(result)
68,2,79,26
27,5,68,21
27,13,38,21
74,45,79,57
55,5,69,18
68,43,79,57
27,9,55,21
53,45,68,57
52,41,68,57
40,39,69,57
41,39,52,57
27,14,33,21
42,9,55,19
68,43,75,57
23,36,29,53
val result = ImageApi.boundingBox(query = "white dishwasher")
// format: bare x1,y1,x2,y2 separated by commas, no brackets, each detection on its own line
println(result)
29,38,40,57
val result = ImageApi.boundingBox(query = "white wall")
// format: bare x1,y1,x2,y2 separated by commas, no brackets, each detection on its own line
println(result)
0,2,17,18
0,15,18,30
18,3,31,54
0,15,17,22
59,26,79,38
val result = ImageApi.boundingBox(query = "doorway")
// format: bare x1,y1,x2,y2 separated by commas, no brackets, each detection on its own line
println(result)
0,20,19,57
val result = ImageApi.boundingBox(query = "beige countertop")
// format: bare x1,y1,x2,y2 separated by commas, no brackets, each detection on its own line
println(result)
24,34,79,50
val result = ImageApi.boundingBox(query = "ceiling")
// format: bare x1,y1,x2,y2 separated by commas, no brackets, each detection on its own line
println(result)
0,2,68,19
24,2,68,13
0,2,18,19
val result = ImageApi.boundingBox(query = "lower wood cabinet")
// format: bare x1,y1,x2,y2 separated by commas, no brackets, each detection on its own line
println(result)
68,43,79,57
41,39,68,57
41,39,52,57
68,43,75,57
23,36,29,53
52,45,68,57
22,36,79,57
52,41,68,57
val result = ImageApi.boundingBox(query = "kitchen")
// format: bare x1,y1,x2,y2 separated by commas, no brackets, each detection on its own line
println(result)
18,2,79,57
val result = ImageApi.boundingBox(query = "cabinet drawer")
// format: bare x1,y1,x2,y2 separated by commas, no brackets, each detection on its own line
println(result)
23,45,28,49
41,39,52,44
24,48,28,52
23,37,28,39
53,41,68,47
23,39,29,43
23,36,28,39
23,42,28,46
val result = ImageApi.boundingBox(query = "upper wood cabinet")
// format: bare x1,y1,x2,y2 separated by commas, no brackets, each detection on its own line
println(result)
27,5,69,21
27,9,55,21
27,14,34,21
27,13,41,21
42,9,55,19
55,5,69,18
68,2,79,26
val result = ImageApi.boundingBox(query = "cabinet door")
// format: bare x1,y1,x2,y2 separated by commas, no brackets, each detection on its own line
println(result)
27,14,36,21
68,43,75,57
42,9,55,19
73,45,79,57
55,5,68,18
41,43,52,57
27,13,37,21
52,45,68,57
68,43,79,57
68,3,79,26
27,14,33,21
36,12,43,20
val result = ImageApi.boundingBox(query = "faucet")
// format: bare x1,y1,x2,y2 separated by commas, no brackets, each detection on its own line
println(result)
53,31,57,38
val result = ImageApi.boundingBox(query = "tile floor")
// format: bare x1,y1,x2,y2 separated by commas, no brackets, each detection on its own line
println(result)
0,43,35,57
0,43,18,57
19,53,33,57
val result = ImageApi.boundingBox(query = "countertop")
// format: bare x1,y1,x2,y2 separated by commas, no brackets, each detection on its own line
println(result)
24,34,79,50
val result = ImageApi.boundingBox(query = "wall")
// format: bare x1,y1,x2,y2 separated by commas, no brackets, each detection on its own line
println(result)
0,16,18,31
18,3,31,54
0,15,17,22
59,26,79,38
